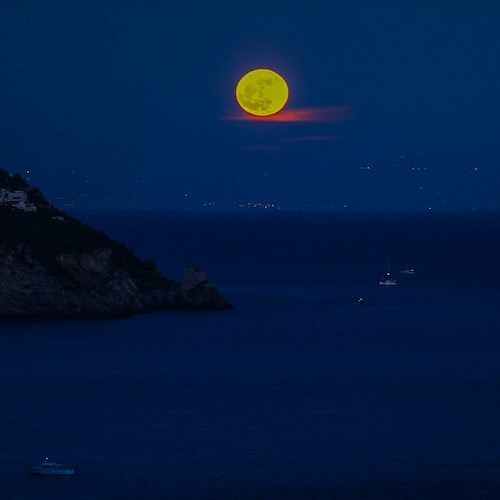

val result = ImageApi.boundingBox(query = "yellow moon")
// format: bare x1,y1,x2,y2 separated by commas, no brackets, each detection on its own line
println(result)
236,68,289,117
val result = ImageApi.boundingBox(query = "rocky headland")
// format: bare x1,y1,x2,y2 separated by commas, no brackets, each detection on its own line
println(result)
0,169,231,318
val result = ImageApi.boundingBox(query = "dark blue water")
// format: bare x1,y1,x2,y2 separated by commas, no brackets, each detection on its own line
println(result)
1,212,499,499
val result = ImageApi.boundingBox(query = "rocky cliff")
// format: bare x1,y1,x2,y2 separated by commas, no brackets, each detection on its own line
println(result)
0,173,231,318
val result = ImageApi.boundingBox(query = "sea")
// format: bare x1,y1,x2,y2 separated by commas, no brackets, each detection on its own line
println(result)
1,211,499,499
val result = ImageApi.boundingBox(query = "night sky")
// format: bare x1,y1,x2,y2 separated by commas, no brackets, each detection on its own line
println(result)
1,1,498,210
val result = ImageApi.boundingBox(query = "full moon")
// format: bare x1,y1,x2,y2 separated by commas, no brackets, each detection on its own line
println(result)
236,69,289,117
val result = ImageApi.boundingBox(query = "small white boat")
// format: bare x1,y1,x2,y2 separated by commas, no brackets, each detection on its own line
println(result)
400,268,415,275
379,258,397,286
378,273,397,286
29,458,75,476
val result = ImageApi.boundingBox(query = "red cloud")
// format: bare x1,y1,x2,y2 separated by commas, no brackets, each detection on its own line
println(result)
222,106,354,123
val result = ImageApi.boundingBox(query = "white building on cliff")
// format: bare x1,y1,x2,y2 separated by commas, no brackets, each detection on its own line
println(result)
0,189,37,212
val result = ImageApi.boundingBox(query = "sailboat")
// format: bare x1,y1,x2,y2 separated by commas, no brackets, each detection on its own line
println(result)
378,258,397,286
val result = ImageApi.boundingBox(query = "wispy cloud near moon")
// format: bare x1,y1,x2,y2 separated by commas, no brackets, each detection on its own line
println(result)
222,106,354,123
283,135,338,142
244,144,288,151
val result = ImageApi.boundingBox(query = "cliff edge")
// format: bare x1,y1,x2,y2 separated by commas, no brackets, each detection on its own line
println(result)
0,170,232,318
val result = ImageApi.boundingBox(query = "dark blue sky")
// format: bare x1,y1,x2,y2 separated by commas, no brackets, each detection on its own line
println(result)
1,1,498,210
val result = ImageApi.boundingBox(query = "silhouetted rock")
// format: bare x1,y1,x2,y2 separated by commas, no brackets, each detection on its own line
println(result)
0,169,232,318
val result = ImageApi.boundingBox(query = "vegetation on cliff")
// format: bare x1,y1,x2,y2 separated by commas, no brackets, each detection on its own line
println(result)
0,204,170,293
